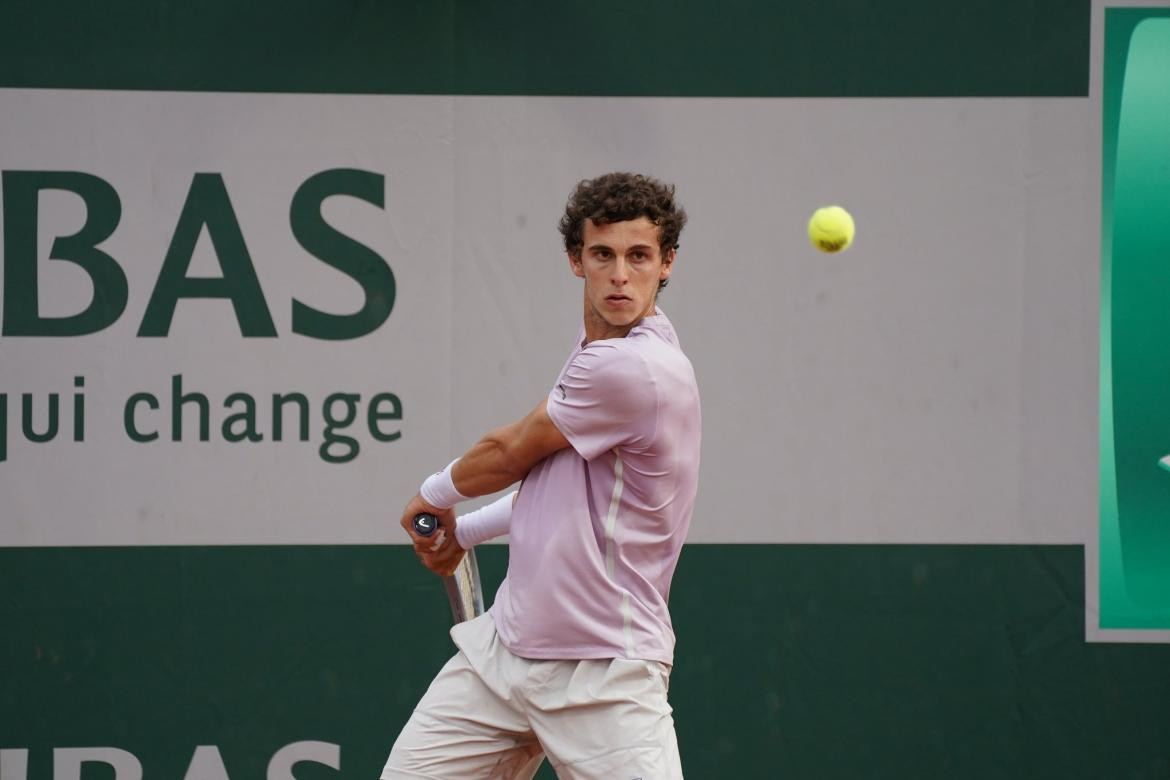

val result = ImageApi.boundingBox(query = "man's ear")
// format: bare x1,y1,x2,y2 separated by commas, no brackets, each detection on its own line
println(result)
659,247,676,283
568,250,585,279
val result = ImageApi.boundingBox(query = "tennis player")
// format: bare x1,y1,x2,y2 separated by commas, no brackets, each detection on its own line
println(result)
383,172,701,779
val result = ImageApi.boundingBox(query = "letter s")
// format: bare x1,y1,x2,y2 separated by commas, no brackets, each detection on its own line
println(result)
266,741,340,780
290,169,395,340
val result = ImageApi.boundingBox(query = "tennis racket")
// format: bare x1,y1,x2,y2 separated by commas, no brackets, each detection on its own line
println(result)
412,513,484,624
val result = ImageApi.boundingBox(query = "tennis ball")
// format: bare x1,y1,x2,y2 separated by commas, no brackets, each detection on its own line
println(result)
808,206,855,253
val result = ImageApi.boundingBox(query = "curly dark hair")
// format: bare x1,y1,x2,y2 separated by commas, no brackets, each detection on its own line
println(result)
558,172,687,291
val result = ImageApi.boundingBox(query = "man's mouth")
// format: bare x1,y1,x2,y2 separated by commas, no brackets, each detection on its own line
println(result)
606,294,631,302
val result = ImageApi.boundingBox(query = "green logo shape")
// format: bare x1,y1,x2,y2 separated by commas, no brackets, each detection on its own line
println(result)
1101,9,1170,629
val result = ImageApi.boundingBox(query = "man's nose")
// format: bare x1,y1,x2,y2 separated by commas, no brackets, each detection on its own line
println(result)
611,258,629,284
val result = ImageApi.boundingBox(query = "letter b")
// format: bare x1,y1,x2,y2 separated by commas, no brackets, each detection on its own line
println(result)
2,171,127,336
53,748,142,780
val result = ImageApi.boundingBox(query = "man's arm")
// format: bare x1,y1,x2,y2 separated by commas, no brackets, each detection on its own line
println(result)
450,399,571,497
400,399,569,576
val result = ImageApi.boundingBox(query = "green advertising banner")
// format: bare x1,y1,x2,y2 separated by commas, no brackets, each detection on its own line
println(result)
4,545,1170,779
1100,7,1170,630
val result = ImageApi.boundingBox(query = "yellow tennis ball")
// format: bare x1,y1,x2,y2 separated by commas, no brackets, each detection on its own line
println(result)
808,206,855,253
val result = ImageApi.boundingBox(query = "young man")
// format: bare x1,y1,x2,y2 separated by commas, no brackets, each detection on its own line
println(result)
384,172,701,780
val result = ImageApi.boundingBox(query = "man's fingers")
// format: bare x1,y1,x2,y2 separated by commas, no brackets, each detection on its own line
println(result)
412,531,451,555
416,551,444,576
415,546,463,578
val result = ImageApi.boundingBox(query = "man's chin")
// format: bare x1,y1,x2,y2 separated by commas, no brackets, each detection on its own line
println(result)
601,313,638,329
589,301,645,332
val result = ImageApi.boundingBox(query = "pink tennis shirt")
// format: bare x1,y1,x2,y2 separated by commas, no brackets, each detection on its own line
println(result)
490,309,701,664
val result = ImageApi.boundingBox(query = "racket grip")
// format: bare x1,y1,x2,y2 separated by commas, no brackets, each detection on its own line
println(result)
412,512,439,537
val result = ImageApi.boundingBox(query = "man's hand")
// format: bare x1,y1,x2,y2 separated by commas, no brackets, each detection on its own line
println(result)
399,493,466,577
399,397,567,576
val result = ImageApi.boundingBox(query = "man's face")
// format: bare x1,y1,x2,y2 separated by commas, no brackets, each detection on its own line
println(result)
570,217,675,336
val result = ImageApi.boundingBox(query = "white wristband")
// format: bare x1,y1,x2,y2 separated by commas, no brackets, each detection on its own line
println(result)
455,491,517,549
419,459,471,509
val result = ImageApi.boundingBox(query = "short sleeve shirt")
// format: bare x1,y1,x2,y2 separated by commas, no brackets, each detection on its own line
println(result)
490,309,701,664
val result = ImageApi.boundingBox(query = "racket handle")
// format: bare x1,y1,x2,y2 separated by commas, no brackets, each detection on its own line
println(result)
412,513,439,537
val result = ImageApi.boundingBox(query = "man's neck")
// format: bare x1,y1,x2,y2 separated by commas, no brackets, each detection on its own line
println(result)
582,301,657,345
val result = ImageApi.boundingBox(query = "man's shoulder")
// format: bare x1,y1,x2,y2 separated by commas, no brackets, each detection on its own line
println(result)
569,312,693,389
574,338,653,388
629,319,695,380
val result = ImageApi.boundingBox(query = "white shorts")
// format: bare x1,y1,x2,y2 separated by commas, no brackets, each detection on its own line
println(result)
382,612,682,779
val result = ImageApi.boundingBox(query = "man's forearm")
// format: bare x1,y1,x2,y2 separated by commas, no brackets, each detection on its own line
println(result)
450,424,530,497
455,491,517,548
429,399,570,502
